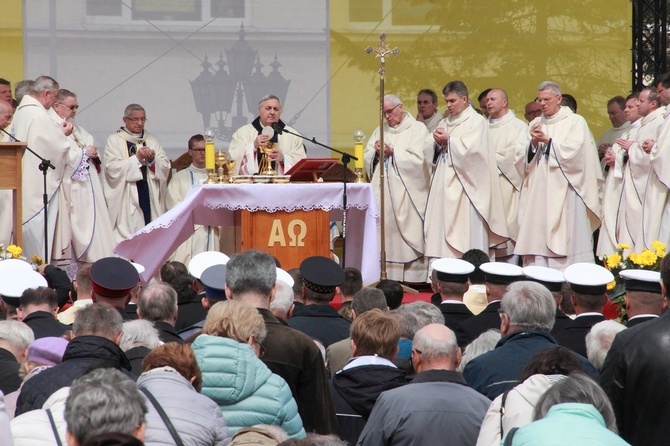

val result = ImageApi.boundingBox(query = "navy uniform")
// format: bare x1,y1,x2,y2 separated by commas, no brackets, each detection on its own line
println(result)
431,258,475,336
455,262,524,347
554,263,613,357
288,256,350,348
522,265,572,334
620,269,662,327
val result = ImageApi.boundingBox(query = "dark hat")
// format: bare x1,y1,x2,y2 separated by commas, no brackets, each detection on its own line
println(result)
620,269,662,293
564,263,614,295
431,258,475,283
522,266,565,292
480,262,524,285
0,265,48,307
299,256,344,294
90,257,139,298
201,264,227,300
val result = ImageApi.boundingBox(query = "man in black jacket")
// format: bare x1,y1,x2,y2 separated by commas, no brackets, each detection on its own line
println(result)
601,254,670,445
15,302,131,415
137,284,183,344
225,249,338,435
18,287,69,339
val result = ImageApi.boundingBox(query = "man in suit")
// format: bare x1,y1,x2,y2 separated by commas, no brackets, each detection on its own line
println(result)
554,263,613,357
455,262,524,347
619,269,663,327
430,258,475,338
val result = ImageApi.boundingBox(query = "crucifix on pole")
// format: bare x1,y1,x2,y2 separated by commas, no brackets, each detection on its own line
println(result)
366,33,400,281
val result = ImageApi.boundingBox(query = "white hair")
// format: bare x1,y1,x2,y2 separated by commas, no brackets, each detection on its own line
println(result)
120,319,161,351
457,329,501,372
538,81,561,96
0,320,35,351
586,320,626,370
270,281,294,317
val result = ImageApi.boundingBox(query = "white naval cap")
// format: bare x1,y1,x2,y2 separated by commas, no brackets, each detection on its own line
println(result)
522,266,565,292
0,266,48,306
431,258,475,283
276,267,295,287
480,262,524,285
130,261,145,275
619,269,662,293
188,251,230,280
563,263,614,295
0,258,33,273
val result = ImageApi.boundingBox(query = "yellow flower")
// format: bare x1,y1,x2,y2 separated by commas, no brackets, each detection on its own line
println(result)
31,254,43,266
7,245,22,258
628,252,641,265
617,243,631,250
640,249,658,267
607,280,616,291
606,254,622,270
651,241,666,252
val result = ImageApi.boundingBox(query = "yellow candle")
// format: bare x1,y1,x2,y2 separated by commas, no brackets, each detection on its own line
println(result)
354,142,364,169
205,140,215,169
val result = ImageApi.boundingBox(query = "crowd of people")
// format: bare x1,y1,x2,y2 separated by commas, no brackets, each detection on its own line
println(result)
1,72,670,445
0,244,666,445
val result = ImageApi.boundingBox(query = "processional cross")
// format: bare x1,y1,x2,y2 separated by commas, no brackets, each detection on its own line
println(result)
366,33,400,280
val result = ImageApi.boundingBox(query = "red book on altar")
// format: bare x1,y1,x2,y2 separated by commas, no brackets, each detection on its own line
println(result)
286,158,356,182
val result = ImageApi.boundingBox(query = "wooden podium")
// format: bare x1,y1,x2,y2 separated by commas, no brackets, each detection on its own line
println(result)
234,209,330,270
0,142,25,247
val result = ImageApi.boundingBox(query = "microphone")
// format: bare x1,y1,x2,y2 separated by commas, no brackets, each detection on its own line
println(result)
0,127,18,142
271,122,283,135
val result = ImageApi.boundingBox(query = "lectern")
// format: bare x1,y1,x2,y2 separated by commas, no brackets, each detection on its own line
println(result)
234,209,330,270
0,142,25,247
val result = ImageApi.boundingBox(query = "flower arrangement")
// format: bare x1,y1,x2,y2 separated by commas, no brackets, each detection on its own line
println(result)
0,244,43,267
602,241,666,319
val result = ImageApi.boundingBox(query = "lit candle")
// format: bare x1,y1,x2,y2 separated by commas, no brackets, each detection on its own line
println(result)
354,142,364,169
205,140,215,170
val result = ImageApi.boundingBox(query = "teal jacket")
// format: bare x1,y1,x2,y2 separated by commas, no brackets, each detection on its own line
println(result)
508,403,630,446
192,334,305,439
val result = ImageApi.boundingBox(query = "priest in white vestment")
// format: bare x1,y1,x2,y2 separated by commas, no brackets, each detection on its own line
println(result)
416,89,442,133
597,94,641,257
229,95,305,175
11,76,72,260
166,134,221,266
365,95,433,282
0,101,14,247
642,103,670,248
103,104,170,244
485,88,529,255
596,96,630,174
49,89,115,263
424,81,509,260
616,89,664,250
515,81,602,270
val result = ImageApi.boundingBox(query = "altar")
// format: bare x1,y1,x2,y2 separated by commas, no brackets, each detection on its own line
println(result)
114,183,381,284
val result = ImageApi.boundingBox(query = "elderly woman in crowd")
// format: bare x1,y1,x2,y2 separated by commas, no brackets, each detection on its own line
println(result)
137,343,231,445
504,373,630,445
191,300,305,439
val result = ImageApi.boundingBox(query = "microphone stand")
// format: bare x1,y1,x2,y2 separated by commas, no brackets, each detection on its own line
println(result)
1,128,56,262
274,125,358,268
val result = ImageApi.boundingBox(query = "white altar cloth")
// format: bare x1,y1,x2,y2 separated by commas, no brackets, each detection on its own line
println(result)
114,183,381,284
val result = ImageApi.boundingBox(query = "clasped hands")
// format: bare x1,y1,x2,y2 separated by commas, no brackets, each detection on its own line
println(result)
530,123,550,146
374,140,394,156
136,146,155,164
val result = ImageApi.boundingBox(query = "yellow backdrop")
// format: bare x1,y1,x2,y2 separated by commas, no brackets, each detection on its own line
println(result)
330,1,632,152
0,0,23,87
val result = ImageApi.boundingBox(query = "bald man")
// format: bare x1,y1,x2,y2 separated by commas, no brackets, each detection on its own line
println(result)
486,89,529,257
